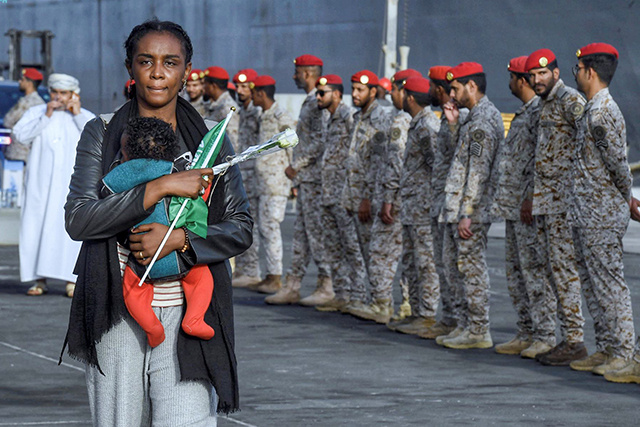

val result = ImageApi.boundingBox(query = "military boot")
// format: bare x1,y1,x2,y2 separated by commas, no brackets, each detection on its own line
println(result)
251,274,282,294
436,325,464,346
233,274,262,288
593,356,630,376
536,341,587,366
346,300,378,321
264,275,301,305
520,341,553,359
370,299,393,324
494,336,533,355
442,329,493,350
569,351,608,372
387,315,418,332
315,297,350,312
299,276,335,307
390,299,412,322
395,316,436,335
418,321,456,340
604,359,640,384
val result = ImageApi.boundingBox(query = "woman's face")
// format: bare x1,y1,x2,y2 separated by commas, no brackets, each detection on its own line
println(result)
129,31,191,110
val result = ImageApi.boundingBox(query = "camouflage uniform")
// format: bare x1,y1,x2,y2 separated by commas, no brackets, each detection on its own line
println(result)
234,101,262,279
441,96,504,335
571,87,634,358
398,107,441,317
342,100,393,267
255,102,294,275
189,96,208,118
368,110,409,302
492,96,557,345
285,89,331,280
321,102,368,301
532,79,586,344
3,91,45,162
206,91,240,151
431,111,466,327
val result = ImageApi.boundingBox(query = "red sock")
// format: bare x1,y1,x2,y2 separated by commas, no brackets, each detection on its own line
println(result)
181,265,215,340
123,266,166,347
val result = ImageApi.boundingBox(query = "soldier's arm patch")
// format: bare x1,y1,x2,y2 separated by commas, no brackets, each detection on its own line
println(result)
391,128,402,140
570,102,584,117
470,141,483,157
471,129,485,142
373,131,386,143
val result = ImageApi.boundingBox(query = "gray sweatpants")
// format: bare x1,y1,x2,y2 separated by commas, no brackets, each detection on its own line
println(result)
85,306,217,426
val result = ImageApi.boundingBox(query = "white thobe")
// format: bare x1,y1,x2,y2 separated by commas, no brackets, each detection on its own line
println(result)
12,105,94,282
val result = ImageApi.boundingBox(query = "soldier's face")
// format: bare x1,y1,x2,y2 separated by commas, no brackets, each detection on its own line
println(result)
236,82,252,104
390,84,404,110
449,80,470,109
508,73,519,97
185,80,204,101
293,67,306,89
315,86,333,109
574,60,589,93
529,67,557,98
351,83,374,108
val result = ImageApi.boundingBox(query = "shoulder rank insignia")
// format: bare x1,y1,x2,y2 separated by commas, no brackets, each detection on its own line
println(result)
471,129,485,142
470,141,483,157
570,102,584,117
391,128,402,140
592,125,606,141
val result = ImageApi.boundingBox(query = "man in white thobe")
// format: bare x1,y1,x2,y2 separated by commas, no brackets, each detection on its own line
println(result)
12,73,94,297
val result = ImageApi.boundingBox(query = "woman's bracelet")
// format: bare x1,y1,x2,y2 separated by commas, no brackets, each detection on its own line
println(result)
179,226,190,253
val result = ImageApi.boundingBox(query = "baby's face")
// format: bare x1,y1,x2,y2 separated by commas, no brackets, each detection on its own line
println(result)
120,132,130,162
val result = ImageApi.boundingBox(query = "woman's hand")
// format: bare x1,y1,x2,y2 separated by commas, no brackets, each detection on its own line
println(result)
128,223,186,266
143,168,213,209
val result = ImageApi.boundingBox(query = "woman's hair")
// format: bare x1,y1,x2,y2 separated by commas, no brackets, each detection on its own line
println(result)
124,18,193,68
123,116,179,161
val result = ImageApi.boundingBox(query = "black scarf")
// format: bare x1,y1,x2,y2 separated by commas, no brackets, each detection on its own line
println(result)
61,97,239,414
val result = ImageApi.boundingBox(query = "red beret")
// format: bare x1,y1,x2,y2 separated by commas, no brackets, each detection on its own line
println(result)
251,75,276,88
188,69,203,81
294,54,323,66
378,77,392,92
428,66,451,81
228,82,236,90
351,70,379,86
22,68,43,81
391,69,422,85
316,74,343,87
507,56,528,74
403,76,430,94
204,66,229,80
233,68,258,84
525,49,556,71
446,62,484,82
576,43,619,59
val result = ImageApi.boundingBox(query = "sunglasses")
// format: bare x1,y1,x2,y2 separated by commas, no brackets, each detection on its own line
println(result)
572,65,585,77
316,89,333,97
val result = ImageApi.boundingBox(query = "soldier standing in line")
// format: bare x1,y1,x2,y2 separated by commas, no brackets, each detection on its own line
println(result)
184,68,207,118
231,68,263,288
438,62,504,350
422,66,465,341
342,70,393,318
386,76,442,335
492,56,557,358
276,54,334,307
203,66,240,151
525,49,588,366
248,75,295,294
561,43,636,377
376,77,393,107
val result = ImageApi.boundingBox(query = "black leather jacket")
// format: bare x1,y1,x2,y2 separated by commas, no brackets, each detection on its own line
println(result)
65,117,253,265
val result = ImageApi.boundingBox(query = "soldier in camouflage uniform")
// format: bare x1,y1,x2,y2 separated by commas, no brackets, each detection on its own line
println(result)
564,43,636,378
184,69,208,118
3,68,45,162
492,56,557,358
231,69,262,288
525,49,588,366
203,66,240,151
387,76,442,335
423,66,466,341
439,62,504,350
274,55,333,307
342,70,393,320
248,75,294,294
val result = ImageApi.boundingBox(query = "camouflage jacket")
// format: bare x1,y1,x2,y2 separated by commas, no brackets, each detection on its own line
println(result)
431,109,467,220
571,87,631,230
400,106,440,225
492,96,540,221
442,96,504,223
321,102,355,207
380,111,411,207
189,96,208,118
293,88,328,184
255,102,295,197
206,91,240,151
237,101,262,197
3,91,46,162
342,100,393,212
532,79,585,215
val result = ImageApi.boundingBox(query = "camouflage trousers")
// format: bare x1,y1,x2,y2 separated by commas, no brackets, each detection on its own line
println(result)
368,214,403,301
286,182,331,279
258,195,288,275
322,204,369,302
234,194,261,278
400,223,439,318
433,219,458,327
535,214,585,344
445,222,491,335
506,220,557,344
573,227,635,358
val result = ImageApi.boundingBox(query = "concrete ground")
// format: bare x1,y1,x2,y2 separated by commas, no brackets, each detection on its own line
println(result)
1,208,640,426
